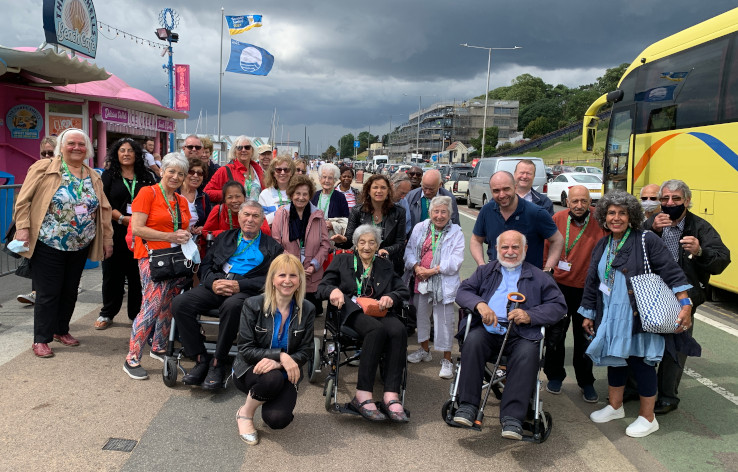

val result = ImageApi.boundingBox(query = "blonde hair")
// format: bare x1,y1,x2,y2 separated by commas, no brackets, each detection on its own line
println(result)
262,254,306,322
264,156,295,189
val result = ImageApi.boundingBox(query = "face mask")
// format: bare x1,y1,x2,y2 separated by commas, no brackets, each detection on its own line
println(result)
569,209,589,223
661,203,685,221
641,200,660,213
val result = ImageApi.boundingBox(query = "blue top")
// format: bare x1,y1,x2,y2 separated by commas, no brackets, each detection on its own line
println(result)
271,301,293,351
227,232,264,275
473,197,557,268
485,264,521,333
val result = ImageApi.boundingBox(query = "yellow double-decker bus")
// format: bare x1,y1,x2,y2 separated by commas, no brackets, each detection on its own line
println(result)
582,7,738,294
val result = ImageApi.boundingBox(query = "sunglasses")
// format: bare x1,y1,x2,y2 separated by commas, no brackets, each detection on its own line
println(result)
184,145,202,151
40,151,54,157
659,196,684,204
188,169,204,176
406,172,422,177
274,167,291,174
295,169,306,174
235,145,252,151
641,196,658,201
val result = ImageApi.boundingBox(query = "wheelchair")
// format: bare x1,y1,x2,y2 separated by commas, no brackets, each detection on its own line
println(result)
307,300,410,417
441,293,553,443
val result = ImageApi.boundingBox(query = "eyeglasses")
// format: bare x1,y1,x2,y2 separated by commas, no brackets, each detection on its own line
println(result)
274,167,291,174
188,169,204,176
641,196,658,201
235,145,252,151
295,169,306,174
659,195,684,204
406,172,422,177
184,145,202,151
40,151,54,157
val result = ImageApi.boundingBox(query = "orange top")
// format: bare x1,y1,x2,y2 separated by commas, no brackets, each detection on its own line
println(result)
131,185,191,259
545,208,606,288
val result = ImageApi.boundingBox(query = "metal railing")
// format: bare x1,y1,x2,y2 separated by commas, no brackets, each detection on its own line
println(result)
1,184,21,277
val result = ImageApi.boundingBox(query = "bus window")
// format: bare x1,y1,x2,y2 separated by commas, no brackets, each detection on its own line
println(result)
720,34,738,122
604,106,634,192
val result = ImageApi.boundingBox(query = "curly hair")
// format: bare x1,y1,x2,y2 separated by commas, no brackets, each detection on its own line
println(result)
286,174,315,200
594,190,644,231
360,174,394,215
105,137,156,184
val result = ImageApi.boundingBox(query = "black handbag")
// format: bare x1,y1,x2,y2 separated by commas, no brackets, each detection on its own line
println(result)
145,190,196,282
16,257,32,279
2,221,21,259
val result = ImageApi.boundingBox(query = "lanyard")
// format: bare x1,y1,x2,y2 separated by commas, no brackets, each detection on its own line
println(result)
122,176,137,202
318,190,332,214
354,255,374,296
422,197,429,218
158,182,179,230
234,230,260,257
243,165,254,197
430,224,442,256
225,206,235,229
62,160,85,200
564,214,589,260
604,227,631,285
275,188,289,207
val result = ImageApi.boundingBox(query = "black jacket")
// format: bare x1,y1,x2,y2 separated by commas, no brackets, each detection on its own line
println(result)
317,252,410,323
199,229,283,294
233,295,316,380
338,204,407,261
310,189,350,219
530,188,554,216
645,211,730,308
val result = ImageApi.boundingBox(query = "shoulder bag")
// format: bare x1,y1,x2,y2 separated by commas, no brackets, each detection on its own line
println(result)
145,188,196,282
630,232,681,333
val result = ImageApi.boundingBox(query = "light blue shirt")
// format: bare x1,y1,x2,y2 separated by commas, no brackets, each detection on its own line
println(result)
228,232,264,275
485,264,522,333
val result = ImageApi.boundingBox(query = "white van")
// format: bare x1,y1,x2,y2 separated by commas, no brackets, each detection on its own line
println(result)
467,157,547,209
371,155,388,173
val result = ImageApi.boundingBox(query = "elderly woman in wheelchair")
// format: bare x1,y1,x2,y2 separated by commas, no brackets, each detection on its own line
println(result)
317,224,411,422
451,230,566,440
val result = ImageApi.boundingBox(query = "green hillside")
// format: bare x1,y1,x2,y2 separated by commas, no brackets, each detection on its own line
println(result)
521,135,601,167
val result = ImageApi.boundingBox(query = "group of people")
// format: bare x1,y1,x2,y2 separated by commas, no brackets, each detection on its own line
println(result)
12,138,730,443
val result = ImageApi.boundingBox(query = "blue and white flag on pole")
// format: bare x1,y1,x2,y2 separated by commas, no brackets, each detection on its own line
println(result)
226,15,262,35
226,39,274,76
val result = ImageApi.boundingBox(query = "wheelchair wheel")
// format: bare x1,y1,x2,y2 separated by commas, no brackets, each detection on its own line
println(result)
308,336,322,383
324,377,335,411
441,399,461,427
162,357,178,387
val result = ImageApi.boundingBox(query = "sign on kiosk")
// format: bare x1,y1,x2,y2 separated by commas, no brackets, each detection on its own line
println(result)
42,0,99,58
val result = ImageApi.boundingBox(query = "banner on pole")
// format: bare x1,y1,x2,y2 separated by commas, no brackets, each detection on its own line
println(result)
174,64,190,111
226,40,274,76
226,15,262,35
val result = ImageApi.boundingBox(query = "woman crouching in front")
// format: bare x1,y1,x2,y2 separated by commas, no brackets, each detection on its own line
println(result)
233,254,316,445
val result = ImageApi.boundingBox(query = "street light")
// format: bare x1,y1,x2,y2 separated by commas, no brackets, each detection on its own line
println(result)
460,43,521,159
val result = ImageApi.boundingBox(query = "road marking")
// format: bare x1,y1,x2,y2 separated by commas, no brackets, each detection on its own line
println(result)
683,367,738,406
695,312,738,338
459,210,478,221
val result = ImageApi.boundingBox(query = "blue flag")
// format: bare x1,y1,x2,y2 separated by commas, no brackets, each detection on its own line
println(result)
226,15,262,35
226,39,274,76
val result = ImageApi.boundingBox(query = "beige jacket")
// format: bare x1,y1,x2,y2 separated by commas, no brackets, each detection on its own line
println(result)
13,157,113,261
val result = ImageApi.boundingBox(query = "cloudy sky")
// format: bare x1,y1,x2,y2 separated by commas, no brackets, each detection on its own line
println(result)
3,0,737,153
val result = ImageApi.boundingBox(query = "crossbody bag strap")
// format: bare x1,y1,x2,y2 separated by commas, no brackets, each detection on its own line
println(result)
641,231,652,274
142,185,182,251
225,166,234,182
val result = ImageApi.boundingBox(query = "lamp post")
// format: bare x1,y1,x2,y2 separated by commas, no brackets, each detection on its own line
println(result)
460,43,521,159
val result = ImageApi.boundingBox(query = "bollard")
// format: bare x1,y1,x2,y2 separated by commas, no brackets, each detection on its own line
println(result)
356,170,364,184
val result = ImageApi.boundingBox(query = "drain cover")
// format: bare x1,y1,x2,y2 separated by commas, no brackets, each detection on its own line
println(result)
102,438,137,452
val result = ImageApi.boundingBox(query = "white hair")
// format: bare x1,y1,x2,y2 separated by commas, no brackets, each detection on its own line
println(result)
56,128,94,160
319,163,340,180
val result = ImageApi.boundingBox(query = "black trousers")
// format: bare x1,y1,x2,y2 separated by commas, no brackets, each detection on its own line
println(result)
171,285,248,360
100,238,141,320
458,327,540,423
233,369,298,430
31,241,89,343
543,283,595,387
345,312,407,393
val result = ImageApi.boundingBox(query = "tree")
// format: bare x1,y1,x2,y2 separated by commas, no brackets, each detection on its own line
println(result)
518,98,563,131
338,133,354,159
357,131,379,154
469,126,499,157
523,116,554,139
324,145,337,160
596,63,629,95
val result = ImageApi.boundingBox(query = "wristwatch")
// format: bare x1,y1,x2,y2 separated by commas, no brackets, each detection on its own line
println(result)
678,297,693,307
118,215,125,224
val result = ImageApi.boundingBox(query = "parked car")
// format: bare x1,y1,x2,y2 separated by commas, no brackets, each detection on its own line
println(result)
545,166,553,181
549,164,575,179
546,172,602,206
444,168,473,202
397,164,412,174
574,165,603,175
383,163,402,176
467,156,547,209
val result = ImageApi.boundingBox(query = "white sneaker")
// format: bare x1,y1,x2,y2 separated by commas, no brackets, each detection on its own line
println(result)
407,348,432,363
17,292,36,305
626,416,659,437
590,404,625,423
439,359,454,379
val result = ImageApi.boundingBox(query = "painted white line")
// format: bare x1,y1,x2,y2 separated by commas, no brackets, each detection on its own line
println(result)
683,367,738,406
695,312,738,338
459,210,478,221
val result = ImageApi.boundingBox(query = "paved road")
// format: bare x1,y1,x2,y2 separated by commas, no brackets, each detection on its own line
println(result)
0,200,736,471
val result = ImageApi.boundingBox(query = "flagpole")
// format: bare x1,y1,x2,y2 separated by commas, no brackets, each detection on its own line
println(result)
216,7,224,145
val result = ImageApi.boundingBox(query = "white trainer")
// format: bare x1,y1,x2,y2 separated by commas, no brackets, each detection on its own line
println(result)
590,404,625,423
626,416,659,437
439,359,454,379
407,348,432,363
17,292,36,305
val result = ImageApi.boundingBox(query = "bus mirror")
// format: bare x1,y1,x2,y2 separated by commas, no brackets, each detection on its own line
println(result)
606,89,624,103
583,116,599,152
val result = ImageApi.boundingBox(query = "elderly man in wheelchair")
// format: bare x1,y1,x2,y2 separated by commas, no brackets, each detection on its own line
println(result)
452,230,566,440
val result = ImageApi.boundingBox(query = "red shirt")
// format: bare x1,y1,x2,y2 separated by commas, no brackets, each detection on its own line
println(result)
545,208,606,288
203,159,265,203
131,185,191,260
202,204,271,238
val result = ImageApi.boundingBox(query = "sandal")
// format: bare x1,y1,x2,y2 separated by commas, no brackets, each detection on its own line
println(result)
236,406,259,445
380,399,409,423
349,397,387,422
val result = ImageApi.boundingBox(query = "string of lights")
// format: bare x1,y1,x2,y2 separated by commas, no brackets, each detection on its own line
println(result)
97,21,168,50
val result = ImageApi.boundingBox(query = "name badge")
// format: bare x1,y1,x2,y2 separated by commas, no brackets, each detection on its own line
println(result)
74,204,86,216
223,262,233,274
126,204,132,215
557,260,572,272
351,296,358,304
599,282,611,296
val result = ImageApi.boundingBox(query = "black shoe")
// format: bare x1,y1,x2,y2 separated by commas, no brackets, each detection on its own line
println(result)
452,402,478,428
501,417,523,441
182,355,210,385
654,400,678,415
202,360,225,390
